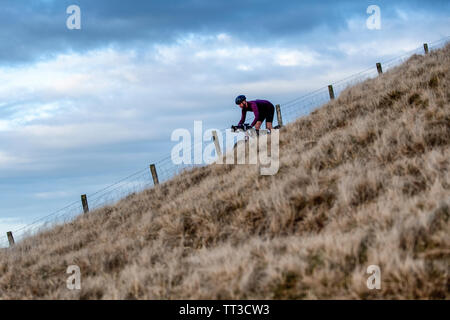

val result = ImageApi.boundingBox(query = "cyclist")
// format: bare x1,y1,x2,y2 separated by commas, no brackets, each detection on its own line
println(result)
234,95,275,131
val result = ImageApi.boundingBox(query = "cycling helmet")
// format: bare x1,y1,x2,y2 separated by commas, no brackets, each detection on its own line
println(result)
235,95,246,105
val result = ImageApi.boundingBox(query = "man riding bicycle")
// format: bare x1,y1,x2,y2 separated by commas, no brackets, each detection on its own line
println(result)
234,95,275,132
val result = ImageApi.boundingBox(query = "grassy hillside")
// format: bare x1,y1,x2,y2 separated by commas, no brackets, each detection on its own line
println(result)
1,44,449,299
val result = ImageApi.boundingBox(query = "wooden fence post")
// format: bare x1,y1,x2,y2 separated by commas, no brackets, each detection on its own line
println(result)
212,131,222,157
7,231,15,247
275,104,283,127
376,62,383,75
150,164,159,185
81,194,89,214
328,85,335,100
423,43,429,54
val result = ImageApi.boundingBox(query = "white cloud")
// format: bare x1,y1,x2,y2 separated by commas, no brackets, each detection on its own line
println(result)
1,102,62,131
217,33,231,41
237,65,252,71
33,191,70,199
0,152,16,166
16,122,160,149
0,120,12,131
338,8,450,61
0,151,29,167
337,38,420,57
396,9,409,21
274,50,320,67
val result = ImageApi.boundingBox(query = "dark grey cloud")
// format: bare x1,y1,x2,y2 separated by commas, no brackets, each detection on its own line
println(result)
1,0,448,65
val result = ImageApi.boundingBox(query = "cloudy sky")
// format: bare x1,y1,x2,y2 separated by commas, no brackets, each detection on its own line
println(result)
0,0,449,241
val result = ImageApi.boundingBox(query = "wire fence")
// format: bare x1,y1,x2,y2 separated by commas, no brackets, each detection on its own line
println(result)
1,36,449,249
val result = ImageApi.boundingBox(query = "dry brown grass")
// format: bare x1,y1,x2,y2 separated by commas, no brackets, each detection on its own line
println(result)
1,44,449,300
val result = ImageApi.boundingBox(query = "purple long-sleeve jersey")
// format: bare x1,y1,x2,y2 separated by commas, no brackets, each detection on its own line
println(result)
238,99,273,127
